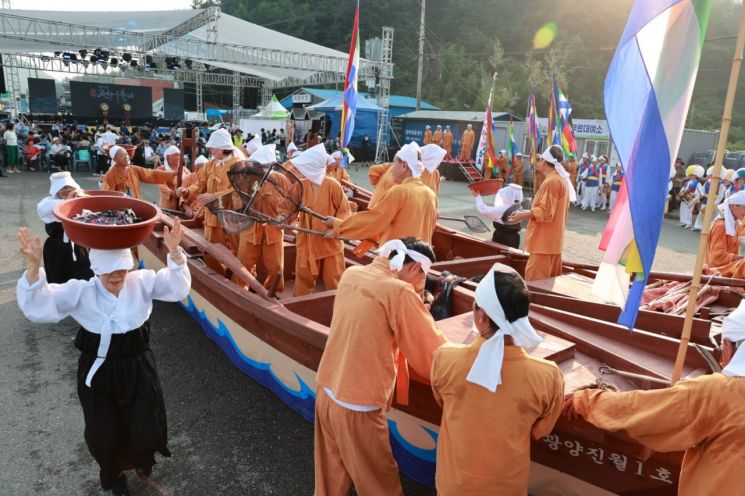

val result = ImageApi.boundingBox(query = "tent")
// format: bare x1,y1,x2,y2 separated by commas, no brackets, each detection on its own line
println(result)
255,95,290,119
308,93,380,146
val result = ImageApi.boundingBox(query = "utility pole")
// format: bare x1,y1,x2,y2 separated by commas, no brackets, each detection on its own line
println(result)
415,0,425,111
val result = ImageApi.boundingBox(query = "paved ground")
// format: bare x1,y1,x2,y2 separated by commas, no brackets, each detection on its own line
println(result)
0,166,702,495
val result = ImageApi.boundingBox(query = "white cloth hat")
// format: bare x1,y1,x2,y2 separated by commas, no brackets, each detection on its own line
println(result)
331,150,342,160
287,142,300,158
421,144,447,173
467,263,542,391
722,300,745,377
247,144,277,165
194,155,208,166
206,129,234,150
707,165,726,178
395,142,424,178
243,135,262,155
719,190,745,237
725,169,736,182
500,149,507,155
49,171,81,197
542,148,577,202
89,249,134,276
291,143,329,186
378,239,433,274
109,145,123,160
164,145,180,157
694,165,705,178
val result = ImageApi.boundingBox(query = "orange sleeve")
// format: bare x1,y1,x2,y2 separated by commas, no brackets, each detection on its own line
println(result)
430,348,444,408
334,186,401,241
368,163,389,186
133,166,176,185
530,369,565,439
708,221,738,267
331,181,352,220
187,165,208,202
531,178,560,224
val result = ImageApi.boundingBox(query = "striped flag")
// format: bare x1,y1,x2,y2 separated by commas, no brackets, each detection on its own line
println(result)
592,0,713,328
475,73,499,172
547,88,560,147
526,88,542,166
508,116,520,166
554,75,578,155
339,0,360,168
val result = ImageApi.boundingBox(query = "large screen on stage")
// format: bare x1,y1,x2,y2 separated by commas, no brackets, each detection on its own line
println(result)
163,88,185,120
70,81,152,118
28,78,58,114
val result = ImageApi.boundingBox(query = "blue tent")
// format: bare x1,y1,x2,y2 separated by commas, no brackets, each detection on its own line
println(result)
307,93,381,146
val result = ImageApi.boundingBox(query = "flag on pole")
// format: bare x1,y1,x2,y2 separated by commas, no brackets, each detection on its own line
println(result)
553,75,578,155
508,116,520,166
339,0,360,168
475,73,499,172
526,88,542,167
592,0,713,328
547,88,559,148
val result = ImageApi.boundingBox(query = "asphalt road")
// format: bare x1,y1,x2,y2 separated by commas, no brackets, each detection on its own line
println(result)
0,167,702,495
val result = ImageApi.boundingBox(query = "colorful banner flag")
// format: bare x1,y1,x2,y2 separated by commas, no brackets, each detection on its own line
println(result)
553,75,578,156
508,116,520,166
592,0,713,328
475,73,499,172
526,88,542,166
339,0,360,168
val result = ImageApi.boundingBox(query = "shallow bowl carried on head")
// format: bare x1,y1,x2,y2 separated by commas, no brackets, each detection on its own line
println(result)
468,179,504,196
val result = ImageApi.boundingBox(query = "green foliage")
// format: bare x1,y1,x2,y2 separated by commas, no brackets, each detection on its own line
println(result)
194,0,745,147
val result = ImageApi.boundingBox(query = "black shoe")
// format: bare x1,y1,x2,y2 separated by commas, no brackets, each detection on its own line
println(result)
109,473,129,496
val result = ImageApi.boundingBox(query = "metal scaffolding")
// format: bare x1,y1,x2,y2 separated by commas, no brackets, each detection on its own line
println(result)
374,27,394,163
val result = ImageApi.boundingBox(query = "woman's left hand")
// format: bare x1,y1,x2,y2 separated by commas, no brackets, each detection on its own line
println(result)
163,218,183,253
508,210,532,224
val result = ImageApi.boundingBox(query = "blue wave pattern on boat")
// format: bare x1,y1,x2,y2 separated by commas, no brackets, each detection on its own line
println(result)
179,295,438,488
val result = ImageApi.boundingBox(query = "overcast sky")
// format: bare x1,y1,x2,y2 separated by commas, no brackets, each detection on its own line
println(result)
17,0,193,11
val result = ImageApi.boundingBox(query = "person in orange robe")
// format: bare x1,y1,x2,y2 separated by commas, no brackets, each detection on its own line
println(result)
442,125,453,159
460,124,475,161
367,162,394,209
496,149,510,182
101,145,175,199
420,143,447,197
566,154,578,190
433,125,443,146
512,152,526,187
180,155,207,218
314,238,446,496
156,145,190,211
324,142,437,245
423,125,433,145
432,264,564,496
176,129,242,272
563,298,745,496
328,150,352,185
288,144,351,296
706,191,745,277
235,145,289,292
508,146,574,281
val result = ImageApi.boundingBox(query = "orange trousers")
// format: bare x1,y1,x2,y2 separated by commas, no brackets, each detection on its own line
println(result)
203,224,239,275
525,253,563,281
293,252,345,297
237,239,285,292
314,388,403,496
460,144,473,161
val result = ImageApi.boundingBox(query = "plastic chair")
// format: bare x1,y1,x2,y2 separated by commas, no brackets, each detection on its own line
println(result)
73,148,92,172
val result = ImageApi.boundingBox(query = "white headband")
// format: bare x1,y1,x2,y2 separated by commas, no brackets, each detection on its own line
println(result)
292,143,329,186
542,148,577,202
89,248,134,276
719,190,745,237
395,142,424,178
421,144,447,173
467,263,542,391
164,145,180,157
247,144,277,166
109,145,123,160
379,239,432,274
722,300,745,377
243,135,262,155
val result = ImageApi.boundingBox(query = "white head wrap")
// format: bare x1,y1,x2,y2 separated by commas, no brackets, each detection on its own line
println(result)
109,145,123,160
542,148,577,202
206,129,234,150
243,135,262,155
49,171,80,197
331,150,342,160
707,165,726,178
247,144,277,166
487,184,524,222
467,263,543,391
722,300,745,377
718,190,745,236
287,142,300,158
725,169,736,182
395,142,424,178
500,149,507,155
194,155,208,166
162,145,181,172
378,239,433,274
291,143,329,186
89,249,134,276
421,144,447,173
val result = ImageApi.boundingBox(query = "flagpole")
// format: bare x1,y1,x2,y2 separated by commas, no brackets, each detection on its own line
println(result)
671,3,745,384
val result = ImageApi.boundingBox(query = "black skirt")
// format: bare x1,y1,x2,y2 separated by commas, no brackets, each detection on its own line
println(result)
75,322,170,490
43,222,94,284
492,221,521,249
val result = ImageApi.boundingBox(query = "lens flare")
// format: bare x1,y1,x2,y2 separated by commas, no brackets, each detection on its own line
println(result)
533,22,558,49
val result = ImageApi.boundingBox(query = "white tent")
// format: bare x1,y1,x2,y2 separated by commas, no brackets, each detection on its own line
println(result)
255,95,290,119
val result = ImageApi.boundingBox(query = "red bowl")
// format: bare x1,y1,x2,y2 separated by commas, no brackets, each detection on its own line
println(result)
82,190,127,197
102,144,137,159
53,196,161,249
468,179,504,196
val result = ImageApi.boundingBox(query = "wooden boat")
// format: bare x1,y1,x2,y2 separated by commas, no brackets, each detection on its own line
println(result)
140,182,724,495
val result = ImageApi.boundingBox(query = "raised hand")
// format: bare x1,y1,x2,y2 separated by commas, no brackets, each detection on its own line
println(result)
163,218,183,253
18,227,42,267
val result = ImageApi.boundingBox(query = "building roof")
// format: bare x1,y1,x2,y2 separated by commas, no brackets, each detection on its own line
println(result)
281,87,438,110
398,110,521,122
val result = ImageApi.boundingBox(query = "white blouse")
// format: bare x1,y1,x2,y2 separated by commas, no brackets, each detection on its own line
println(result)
17,252,191,387
37,196,63,224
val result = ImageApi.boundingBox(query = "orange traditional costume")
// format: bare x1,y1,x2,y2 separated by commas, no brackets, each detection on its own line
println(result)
157,145,189,211
420,144,447,197
524,149,575,281
367,162,394,209
433,125,443,146
512,153,525,186
423,125,433,145
460,125,475,161
432,264,564,495
442,126,453,158
289,144,351,296
101,145,175,199
314,242,445,495
706,192,745,277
